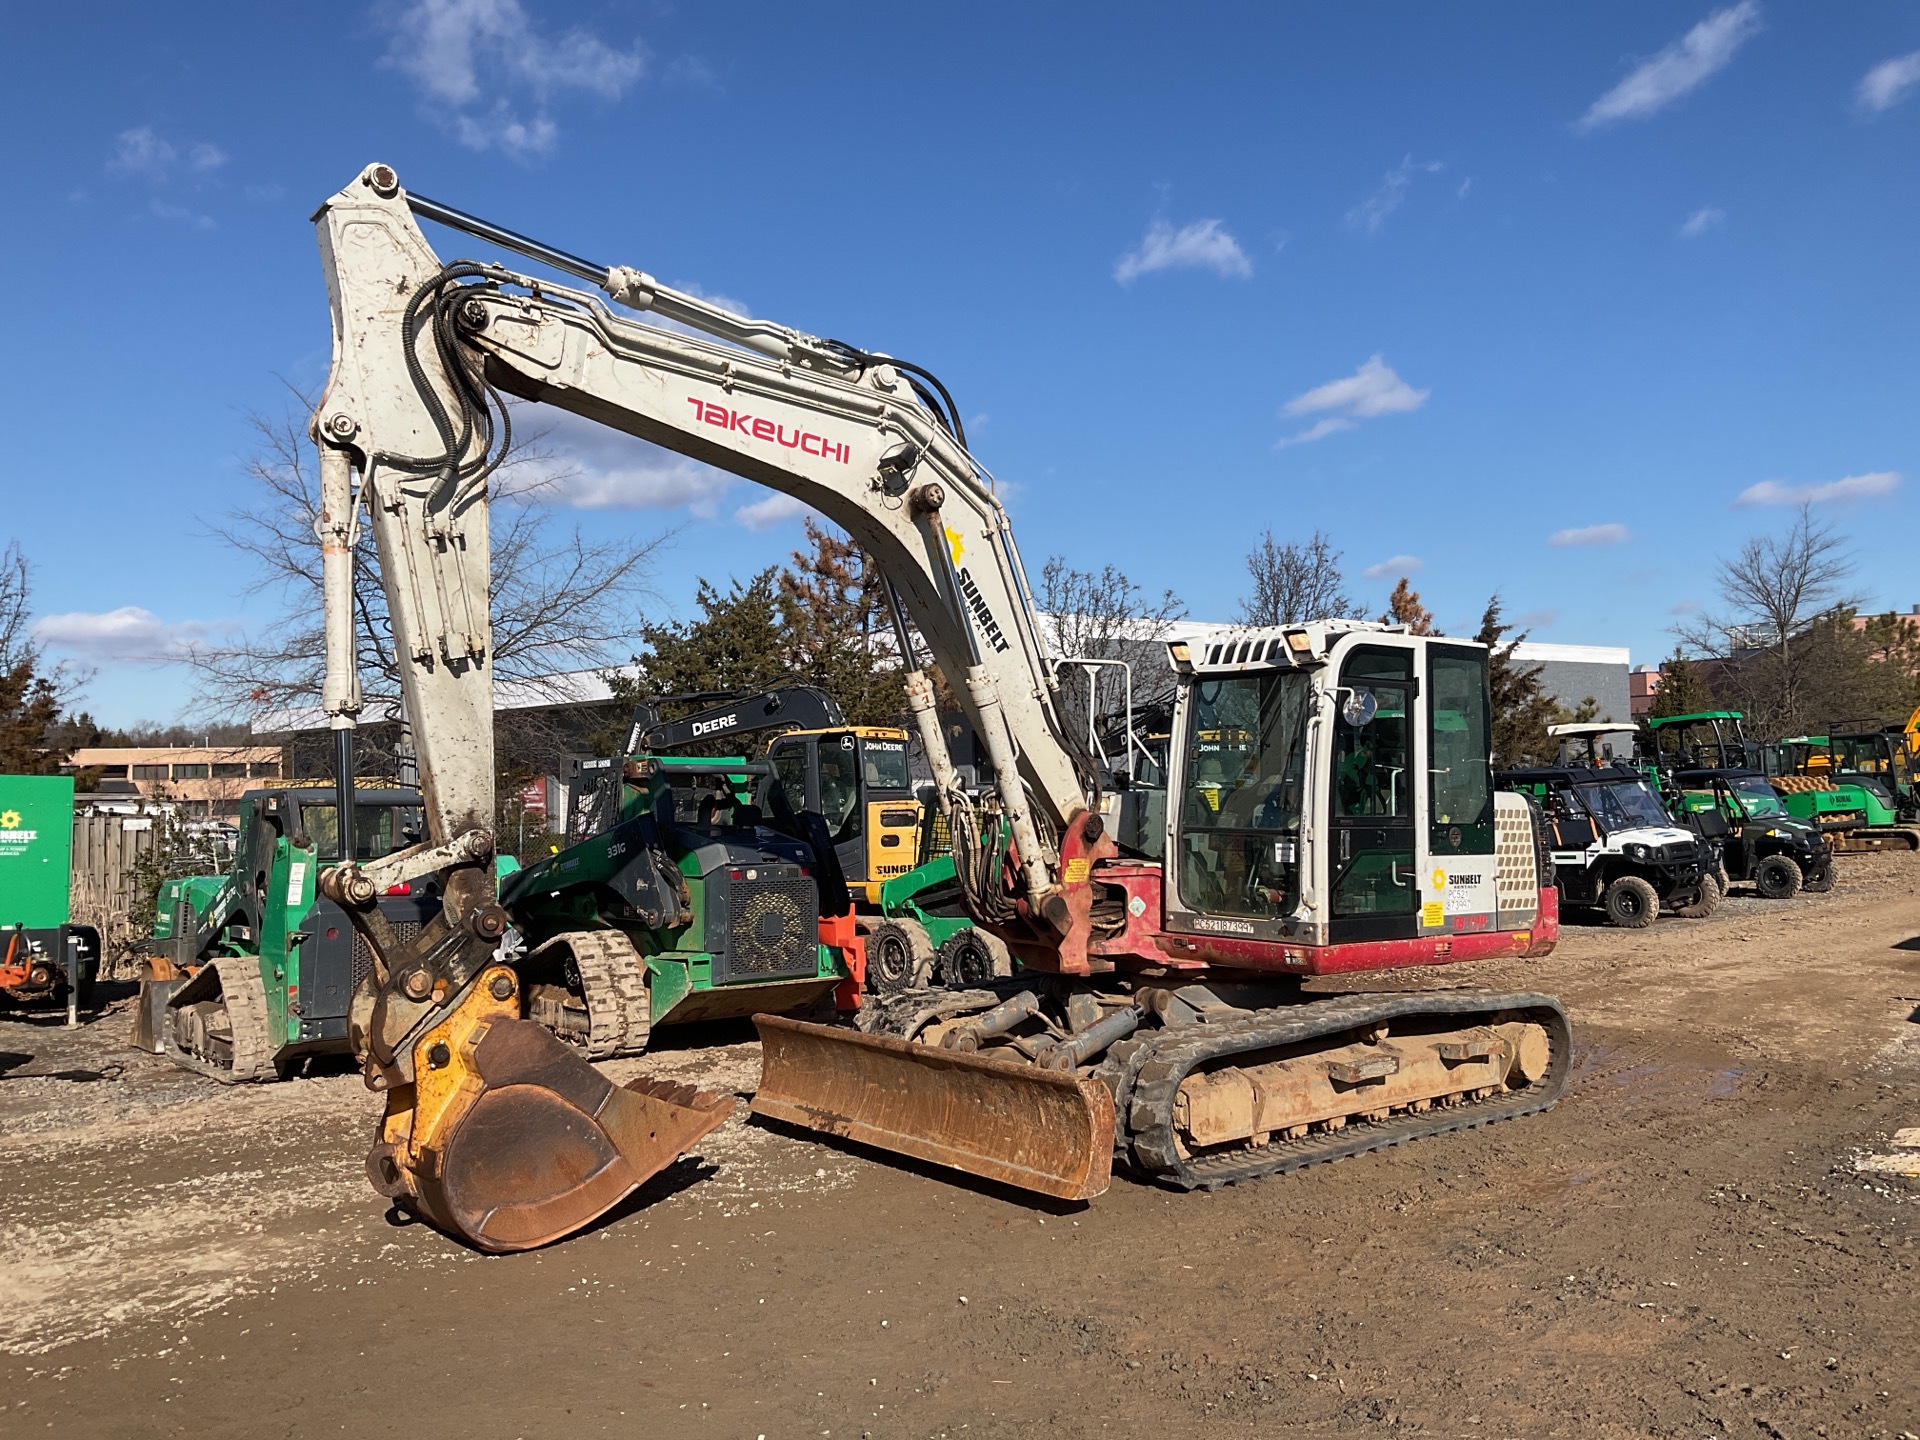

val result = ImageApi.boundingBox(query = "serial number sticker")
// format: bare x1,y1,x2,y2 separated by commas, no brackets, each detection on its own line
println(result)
1421,900,1444,929
286,861,308,906
1443,888,1476,914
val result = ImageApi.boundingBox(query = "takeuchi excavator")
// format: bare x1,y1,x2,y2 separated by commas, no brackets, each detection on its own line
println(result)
309,163,1571,1253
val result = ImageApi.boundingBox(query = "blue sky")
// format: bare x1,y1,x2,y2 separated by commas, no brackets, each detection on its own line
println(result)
4,2,1916,725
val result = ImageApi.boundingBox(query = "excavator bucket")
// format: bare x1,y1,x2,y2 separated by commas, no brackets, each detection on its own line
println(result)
750,1014,1115,1201
368,967,735,1253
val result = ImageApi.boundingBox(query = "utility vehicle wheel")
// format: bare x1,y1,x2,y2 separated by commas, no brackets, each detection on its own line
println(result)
934,928,1006,988
864,919,935,997
1803,862,1835,894
1602,874,1660,929
1672,872,1721,919
1754,855,1803,900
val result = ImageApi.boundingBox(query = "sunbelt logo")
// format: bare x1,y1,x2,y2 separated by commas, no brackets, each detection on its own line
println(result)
0,808,36,843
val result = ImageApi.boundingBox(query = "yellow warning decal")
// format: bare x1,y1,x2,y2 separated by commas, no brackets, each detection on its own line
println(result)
1421,901,1445,929
1064,858,1092,884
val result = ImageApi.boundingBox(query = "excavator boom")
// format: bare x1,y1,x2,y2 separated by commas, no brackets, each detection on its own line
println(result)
311,164,1567,1244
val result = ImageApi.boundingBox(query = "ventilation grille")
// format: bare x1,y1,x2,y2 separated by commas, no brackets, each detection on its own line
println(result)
352,921,420,991
1493,792,1540,918
724,875,817,979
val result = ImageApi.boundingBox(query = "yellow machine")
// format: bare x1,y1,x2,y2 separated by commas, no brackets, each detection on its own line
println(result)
766,725,923,905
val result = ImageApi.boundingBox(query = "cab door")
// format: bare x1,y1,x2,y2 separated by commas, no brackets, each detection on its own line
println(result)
1327,646,1419,942
813,733,868,884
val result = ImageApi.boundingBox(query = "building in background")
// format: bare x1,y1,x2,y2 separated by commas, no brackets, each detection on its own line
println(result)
1510,642,1632,722
63,745,285,822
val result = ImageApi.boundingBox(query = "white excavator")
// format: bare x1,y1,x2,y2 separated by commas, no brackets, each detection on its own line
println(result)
309,163,1572,1252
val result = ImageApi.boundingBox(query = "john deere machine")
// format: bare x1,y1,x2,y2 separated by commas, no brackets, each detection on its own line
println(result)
302,165,1571,1252
1766,736,1918,852
136,785,473,1080
511,684,998,1058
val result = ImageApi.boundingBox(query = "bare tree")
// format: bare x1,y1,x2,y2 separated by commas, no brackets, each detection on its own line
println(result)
1237,529,1357,626
1038,556,1185,766
1675,504,1857,738
0,541,32,674
190,398,669,771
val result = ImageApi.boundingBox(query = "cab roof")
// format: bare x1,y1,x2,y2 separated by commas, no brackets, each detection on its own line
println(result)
1497,762,1646,786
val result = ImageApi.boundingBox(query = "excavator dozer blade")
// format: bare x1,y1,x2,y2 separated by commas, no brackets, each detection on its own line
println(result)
750,1014,1115,1201
369,972,735,1253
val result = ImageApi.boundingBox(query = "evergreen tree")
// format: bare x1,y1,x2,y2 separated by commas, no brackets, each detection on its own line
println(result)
1382,577,1436,634
777,519,905,727
1649,648,1715,719
1475,594,1557,768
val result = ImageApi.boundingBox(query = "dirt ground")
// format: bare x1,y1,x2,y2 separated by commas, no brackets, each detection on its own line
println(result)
3,856,1918,1440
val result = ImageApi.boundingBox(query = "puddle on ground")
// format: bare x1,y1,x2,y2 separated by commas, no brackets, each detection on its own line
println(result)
1569,1043,1745,1107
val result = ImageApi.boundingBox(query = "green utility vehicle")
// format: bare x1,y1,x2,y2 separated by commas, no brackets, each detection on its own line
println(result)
0,774,99,1012
137,786,516,1081
1764,736,1919,852
1645,710,1918,853
1661,768,1834,898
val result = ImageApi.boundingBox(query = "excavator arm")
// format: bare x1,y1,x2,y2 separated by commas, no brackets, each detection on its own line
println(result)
311,164,1112,1245
311,165,1570,1241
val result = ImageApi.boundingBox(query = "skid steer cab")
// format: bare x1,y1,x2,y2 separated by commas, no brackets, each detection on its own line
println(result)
1498,764,1716,926
138,787,520,1082
502,752,854,1059
763,726,921,903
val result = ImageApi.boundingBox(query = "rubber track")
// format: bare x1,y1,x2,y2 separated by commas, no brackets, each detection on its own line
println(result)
1099,989,1573,1191
164,958,275,1085
563,930,647,1059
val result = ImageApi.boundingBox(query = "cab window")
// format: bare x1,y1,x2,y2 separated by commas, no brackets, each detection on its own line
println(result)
860,738,911,793
816,741,862,843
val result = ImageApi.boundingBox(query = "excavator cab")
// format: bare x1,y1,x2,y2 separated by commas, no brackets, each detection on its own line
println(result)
763,727,923,903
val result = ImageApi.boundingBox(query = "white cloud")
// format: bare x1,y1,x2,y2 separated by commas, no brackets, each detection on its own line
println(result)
1733,471,1900,507
108,127,226,182
1114,217,1252,284
518,410,733,514
1274,417,1356,449
1679,206,1724,238
34,607,207,662
1858,51,1920,115
1518,608,1560,630
1346,156,1443,236
380,0,645,157
1276,356,1429,446
1548,523,1632,547
1578,1,1763,131
733,493,816,531
536,455,732,514
1362,554,1424,580
150,200,215,231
